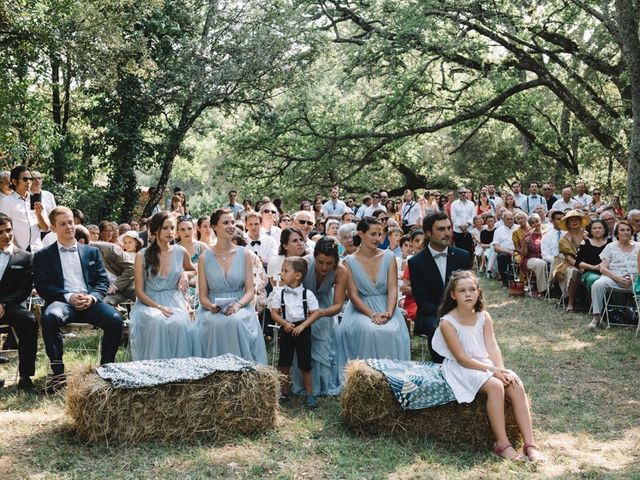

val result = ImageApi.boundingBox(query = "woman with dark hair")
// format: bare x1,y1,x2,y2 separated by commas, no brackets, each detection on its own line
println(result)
476,191,494,216
267,227,306,286
336,217,411,383
313,198,323,220
290,237,348,396
385,199,400,224
300,200,312,212
278,214,292,230
372,209,390,249
437,194,447,213
98,220,116,243
196,215,215,246
575,218,610,293
129,212,195,360
177,216,209,309
193,209,267,363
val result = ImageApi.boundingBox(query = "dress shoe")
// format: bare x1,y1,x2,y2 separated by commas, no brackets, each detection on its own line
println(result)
588,317,601,331
17,377,35,391
43,374,67,395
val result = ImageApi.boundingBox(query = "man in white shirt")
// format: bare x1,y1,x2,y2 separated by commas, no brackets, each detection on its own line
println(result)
355,196,371,218
526,181,544,213
259,203,282,247
487,184,503,209
511,181,528,211
30,171,57,215
0,165,48,252
293,210,316,252
492,211,516,287
245,212,277,267
541,210,565,264
573,181,592,207
322,186,349,218
400,189,422,234
627,209,640,242
450,187,476,258
552,187,578,212
225,190,244,216
363,192,387,217
0,171,12,197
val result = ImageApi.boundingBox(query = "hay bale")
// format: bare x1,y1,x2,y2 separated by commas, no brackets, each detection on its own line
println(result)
340,360,521,449
66,364,280,444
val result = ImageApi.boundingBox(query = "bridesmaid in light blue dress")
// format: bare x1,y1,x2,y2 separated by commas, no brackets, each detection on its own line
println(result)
193,209,267,364
129,212,195,361
336,217,411,381
291,238,348,396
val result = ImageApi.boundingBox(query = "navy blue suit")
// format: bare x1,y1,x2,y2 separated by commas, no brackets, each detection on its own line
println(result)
408,245,471,362
34,242,123,374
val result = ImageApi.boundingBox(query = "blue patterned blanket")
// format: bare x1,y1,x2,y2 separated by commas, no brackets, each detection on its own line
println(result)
365,359,456,410
96,354,256,389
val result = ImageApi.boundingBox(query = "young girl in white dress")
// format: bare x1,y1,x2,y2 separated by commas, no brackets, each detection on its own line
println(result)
432,270,545,462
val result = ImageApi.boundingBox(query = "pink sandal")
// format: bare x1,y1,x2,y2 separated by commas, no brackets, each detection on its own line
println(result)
494,443,524,461
523,443,546,463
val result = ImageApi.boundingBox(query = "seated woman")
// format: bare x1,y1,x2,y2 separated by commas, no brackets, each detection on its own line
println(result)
520,214,548,296
267,227,307,287
588,220,639,330
552,210,589,311
193,209,267,364
129,212,195,360
575,218,610,295
336,217,411,383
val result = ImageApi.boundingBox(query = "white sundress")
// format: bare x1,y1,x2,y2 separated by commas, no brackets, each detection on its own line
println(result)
431,312,494,403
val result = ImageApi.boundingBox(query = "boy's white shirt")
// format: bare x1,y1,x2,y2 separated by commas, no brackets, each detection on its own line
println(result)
269,284,319,323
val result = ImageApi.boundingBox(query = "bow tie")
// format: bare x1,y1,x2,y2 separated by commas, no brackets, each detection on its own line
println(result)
283,287,299,295
251,240,261,246
433,252,448,259
530,195,537,199
60,246,78,253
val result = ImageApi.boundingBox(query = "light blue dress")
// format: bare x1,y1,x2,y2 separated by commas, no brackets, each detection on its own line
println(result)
336,250,411,383
193,247,267,364
129,247,194,361
291,258,340,396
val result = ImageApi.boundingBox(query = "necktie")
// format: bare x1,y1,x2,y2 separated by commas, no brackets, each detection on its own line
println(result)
284,287,298,295
251,240,261,246
60,246,78,253
556,230,561,241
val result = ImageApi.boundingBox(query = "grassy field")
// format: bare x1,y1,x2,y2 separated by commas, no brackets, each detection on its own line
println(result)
1,279,639,479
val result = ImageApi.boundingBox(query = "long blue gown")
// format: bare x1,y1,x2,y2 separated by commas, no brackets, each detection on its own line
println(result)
291,257,340,396
129,246,194,360
193,247,267,364
336,249,410,383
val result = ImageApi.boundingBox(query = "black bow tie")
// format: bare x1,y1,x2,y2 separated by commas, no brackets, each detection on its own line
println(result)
251,240,261,246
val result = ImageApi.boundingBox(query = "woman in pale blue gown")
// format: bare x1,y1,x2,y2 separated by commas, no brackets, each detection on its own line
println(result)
129,212,195,360
291,237,348,396
336,217,411,381
193,209,267,364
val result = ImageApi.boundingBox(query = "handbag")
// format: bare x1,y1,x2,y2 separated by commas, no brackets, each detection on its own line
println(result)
607,306,638,326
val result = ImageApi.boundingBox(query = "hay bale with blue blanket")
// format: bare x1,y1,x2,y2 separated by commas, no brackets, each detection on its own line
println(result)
340,360,521,448
66,354,279,444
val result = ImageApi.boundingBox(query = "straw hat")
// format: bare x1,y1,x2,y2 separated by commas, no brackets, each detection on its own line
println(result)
122,230,143,249
558,210,590,231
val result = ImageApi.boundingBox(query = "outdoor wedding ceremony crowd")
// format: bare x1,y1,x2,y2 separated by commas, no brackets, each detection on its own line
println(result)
2,164,639,462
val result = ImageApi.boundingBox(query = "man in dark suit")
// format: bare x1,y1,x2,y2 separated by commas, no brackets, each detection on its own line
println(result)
34,207,123,393
0,214,37,390
409,212,471,363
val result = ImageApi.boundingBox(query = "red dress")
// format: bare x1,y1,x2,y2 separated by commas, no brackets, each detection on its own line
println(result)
402,266,417,320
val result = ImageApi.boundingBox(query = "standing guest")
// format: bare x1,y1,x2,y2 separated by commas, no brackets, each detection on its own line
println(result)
336,217,410,378
98,220,116,243
337,223,357,257
437,193,448,214
400,189,422,234
259,202,282,246
35,207,123,393
193,209,267,363
0,214,37,390
385,199,400,224
588,220,639,330
267,227,307,287
476,192,494,216
552,210,589,311
225,190,244,217
356,195,371,218
525,182,543,213
278,214,292,231
589,189,606,213
164,186,182,211
610,195,625,219
492,211,516,287
450,186,475,259
511,181,528,212
168,195,185,219
552,187,578,212
502,193,518,214
245,212,277,267
573,181,593,208
236,198,253,222
443,191,455,218
87,224,100,242
0,171,12,197
421,190,439,218
196,215,215,246
363,192,387,217
432,271,545,462
541,183,559,211
519,214,548,296
575,219,610,296
409,212,471,361
322,186,349,218
293,210,317,252
627,209,640,242
0,165,49,253
487,184,503,209
30,171,57,215
128,212,193,360
313,198,324,220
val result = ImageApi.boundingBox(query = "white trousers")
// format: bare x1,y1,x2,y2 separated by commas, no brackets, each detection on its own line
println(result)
591,275,623,315
526,258,548,292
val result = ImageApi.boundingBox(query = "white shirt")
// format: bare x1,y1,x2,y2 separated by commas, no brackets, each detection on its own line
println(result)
261,225,281,247
400,201,422,227
42,231,58,248
322,199,349,218
269,284,319,323
355,204,368,218
526,195,544,212
488,195,503,209
427,244,448,284
541,228,564,263
32,189,56,214
573,193,593,207
267,254,285,284
552,198,577,212
492,225,516,252
513,193,528,211
58,242,90,302
304,238,316,253
363,204,387,217
245,232,277,265
0,191,45,252
450,199,475,233
0,244,14,279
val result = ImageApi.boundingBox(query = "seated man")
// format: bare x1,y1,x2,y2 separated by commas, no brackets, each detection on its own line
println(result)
0,214,37,390
34,207,123,393
492,211,516,286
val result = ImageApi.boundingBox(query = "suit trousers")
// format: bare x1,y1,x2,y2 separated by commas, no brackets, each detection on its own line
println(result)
41,301,123,375
497,253,513,286
453,232,474,259
1,305,37,378
414,314,445,363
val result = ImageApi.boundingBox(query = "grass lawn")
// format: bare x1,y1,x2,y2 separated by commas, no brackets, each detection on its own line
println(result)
1,279,639,479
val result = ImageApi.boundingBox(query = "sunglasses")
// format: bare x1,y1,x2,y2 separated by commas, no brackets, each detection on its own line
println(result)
593,192,601,195
296,220,314,226
263,209,277,214
19,177,33,182
280,217,291,222
458,191,466,194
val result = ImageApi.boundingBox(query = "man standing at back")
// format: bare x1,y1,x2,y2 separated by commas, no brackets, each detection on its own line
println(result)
400,189,422,234
322,186,349,219
30,171,57,215
409,212,471,362
450,187,475,258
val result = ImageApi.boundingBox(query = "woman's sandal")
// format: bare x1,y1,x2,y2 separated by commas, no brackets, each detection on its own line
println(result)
523,443,546,463
494,443,525,461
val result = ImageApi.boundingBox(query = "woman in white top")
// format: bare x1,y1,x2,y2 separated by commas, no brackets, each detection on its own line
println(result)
267,227,307,286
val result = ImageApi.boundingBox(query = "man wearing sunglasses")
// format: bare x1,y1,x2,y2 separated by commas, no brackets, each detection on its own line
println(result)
322,186,349,218
0,165,49,253
363,191,387,217
449,187,475,258
293,210,316,251
259,202,282,247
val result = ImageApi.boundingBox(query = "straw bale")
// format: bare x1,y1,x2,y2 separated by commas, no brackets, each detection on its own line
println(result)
340,360,521,449
66,364,279,445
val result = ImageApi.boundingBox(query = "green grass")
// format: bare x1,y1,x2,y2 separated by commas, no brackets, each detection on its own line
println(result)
1,279,639,479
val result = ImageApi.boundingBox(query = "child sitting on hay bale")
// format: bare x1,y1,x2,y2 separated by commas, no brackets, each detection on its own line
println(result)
270,256,322,409
432,270,545,462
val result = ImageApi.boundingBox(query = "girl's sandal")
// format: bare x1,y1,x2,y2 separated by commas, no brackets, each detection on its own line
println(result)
494,443,525,461
523,443,546,463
